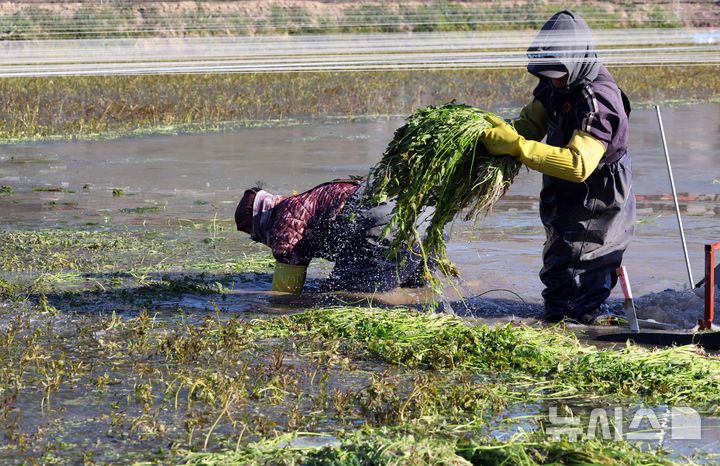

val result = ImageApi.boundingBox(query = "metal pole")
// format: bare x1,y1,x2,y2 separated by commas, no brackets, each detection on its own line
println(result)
655,105,694,288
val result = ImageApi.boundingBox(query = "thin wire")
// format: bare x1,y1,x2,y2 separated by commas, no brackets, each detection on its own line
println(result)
466,289,529,305
0,28,717,77
454,288,536,317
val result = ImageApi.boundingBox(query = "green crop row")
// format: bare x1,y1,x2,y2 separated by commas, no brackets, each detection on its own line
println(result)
1,66,718,143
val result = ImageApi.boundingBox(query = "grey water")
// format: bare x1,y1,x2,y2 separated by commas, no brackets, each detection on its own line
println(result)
2,104,718,315
1,103,720,463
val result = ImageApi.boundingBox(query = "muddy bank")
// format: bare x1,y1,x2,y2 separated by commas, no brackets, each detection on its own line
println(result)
1,0,715,40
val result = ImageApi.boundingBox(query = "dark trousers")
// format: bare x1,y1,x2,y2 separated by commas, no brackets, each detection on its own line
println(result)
539,153,635,320
317,185,428,293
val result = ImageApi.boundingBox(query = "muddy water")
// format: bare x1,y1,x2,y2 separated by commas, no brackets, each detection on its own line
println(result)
1,104,720,463
2,104,719,320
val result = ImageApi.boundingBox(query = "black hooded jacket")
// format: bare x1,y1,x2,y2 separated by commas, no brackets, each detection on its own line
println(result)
527,10,601,88
525,11,635,319
527,10,630,165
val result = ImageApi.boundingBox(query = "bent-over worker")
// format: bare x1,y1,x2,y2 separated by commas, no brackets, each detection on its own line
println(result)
234,178,430,294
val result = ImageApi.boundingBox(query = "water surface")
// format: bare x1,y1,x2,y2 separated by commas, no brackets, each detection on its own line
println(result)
2,104,718,303
2,103,720,463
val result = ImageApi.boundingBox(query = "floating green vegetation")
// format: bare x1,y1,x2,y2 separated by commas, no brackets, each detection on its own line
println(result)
0,295,716,463
266,306,720,407
366,103,520,280
0,185,14,195
32,186,74,193
189,256,276,274
0,229,166,273
0,226,275,317
1,66,718,143
0,228,273,277
183,429,682,466
0,277,19,300
112,188,125,196
119,205,164,214
0,189,718,462
43,200,78,210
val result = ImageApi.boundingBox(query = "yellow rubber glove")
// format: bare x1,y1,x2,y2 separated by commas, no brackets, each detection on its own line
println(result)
271,261,307,294
481,115,524,156
480,116,606,183
512,100,548,141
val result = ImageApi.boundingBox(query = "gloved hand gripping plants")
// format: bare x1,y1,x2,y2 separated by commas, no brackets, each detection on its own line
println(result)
364,103,521,290
481,115,606,182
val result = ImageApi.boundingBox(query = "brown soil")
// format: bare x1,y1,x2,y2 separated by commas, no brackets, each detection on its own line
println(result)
0,0,717,36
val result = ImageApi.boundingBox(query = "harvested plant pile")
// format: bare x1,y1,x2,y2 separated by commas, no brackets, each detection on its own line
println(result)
274,306,720,406
185,430,679,465
365,103,521,280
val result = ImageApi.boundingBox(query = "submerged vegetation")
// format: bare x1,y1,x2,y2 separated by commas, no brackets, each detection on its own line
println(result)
0,219,716,463
1,66,719,143
2,112,719,463
268,307,720,406
0,283,716,463
366,103,520,280
0,229,717,462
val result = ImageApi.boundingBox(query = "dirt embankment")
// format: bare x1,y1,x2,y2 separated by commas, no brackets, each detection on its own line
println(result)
0,0,717,39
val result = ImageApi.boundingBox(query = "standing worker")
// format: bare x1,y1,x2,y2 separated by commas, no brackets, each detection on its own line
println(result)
478,10,635,324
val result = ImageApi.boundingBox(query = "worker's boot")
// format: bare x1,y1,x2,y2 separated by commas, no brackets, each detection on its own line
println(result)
578,304,626,326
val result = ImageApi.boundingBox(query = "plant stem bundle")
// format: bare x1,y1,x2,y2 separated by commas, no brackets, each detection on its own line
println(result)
365,103,521,283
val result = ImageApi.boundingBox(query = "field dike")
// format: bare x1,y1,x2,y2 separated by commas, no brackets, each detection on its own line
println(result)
0,1,707,40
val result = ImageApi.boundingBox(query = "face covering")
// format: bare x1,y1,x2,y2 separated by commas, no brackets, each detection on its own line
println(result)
527,10,601,91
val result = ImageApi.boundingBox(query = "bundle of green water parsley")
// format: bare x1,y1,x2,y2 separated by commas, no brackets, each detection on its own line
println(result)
365,103,521,287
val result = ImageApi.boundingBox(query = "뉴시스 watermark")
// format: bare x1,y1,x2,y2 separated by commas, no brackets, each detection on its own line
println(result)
545,406,702,442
